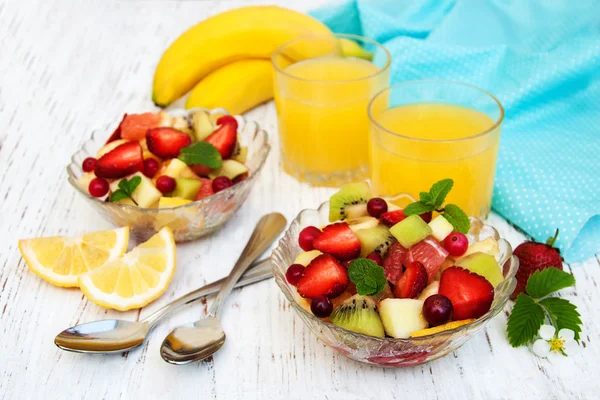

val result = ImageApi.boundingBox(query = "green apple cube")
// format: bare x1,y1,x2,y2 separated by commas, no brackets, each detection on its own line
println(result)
456,252,504,287
389,214,432,248
378,298,427,338
110,172,161,207
209,159,248,180
428,215,454,241
171,178,202,200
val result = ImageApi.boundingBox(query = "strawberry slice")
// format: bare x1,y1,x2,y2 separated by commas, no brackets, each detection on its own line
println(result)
120,112,161,141
94,141,143,179
381,210,407,226
204,122,237,159
190,164,212,177
106,114,127,144
439,267,494,320
382,241,408,283
195,178,214,200
393,261,428,298
297,254,349,299
146,127,192,159
312,222,361,261
216,115,239,130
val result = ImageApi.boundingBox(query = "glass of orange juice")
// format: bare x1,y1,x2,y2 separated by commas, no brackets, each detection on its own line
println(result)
368,80,504,218
272,34,390,186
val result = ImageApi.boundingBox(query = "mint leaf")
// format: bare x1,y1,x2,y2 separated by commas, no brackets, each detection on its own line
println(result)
526,268,575,299
429,179,454,208
539,297,582,341
404,201,434,216
127,175,141,193
419,192,433,205
117,178,130,192
506,293,545,347
347,258,387,296
178,142,222,168
110,190,130,203
442,204,470,233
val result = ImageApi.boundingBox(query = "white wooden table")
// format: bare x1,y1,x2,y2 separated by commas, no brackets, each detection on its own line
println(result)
1,1,598,398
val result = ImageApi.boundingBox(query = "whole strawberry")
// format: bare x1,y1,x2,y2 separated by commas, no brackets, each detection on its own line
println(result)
511,229,563,299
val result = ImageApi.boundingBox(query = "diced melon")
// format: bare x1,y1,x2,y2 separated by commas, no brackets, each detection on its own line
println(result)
158,197,192,208
96,139,128,158
417,281,440,301
378,299,428,339
191,110,214,141
77,172,96,192
110,172,162,208
463,237,500,259
171,178,202,200
293,250,322,266
159,158,197,180
232,146,248,164
389,215,432,248
428,215,454,241
158,111,174,127
209,159,248,180
455,252,504,287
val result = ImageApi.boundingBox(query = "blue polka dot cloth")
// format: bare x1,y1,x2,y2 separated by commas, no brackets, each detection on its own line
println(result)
311,0,600,263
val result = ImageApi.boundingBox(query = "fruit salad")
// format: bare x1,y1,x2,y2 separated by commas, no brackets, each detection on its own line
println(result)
77,110,250,208
285,181,506,339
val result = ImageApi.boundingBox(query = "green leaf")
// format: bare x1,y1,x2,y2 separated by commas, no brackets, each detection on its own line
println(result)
347,258,387,296
429,179,454,208
526,268,575,299
419,192,433,205
117,179,130,193
506,294,545,347
442,204,470,233
127,176,141,193
404,201,435,216
110,190,130,203
539,297,582,341
178,142,222,168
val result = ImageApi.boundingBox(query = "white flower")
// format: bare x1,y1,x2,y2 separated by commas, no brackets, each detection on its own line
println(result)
532,325,578,361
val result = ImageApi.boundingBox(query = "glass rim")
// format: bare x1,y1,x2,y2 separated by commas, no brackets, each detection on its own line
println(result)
271,33,391,84
367,79,505,143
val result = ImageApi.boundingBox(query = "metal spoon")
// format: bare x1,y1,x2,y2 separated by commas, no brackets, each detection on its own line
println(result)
54,214,285,354
160,212,287,364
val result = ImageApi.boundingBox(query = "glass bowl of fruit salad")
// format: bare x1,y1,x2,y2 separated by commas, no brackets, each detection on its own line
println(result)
271,182,518,367
67,108,270,242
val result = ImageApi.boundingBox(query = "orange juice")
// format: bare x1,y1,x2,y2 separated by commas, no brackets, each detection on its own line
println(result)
370,103,501,218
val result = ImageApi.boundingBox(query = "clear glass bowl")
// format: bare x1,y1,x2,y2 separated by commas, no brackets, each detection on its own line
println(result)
67,108,270,242
271,196,518,367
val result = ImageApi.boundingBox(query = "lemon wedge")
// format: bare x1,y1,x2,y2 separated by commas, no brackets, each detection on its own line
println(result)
78,227,176,311
18,227,129,288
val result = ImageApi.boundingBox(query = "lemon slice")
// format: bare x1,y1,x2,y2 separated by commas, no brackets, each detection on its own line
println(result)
78,227,176,311
18,227,129,287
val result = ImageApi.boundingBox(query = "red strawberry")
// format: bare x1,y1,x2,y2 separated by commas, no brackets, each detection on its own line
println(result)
216,115,239,130
120,112,161,141
382,241,408,283
190,164,212,177
511,230,563,300
205,123,237,159
146,127,192,159
439,267,494,320
393,261,428,298
233,172,249,184
381,210,407,226
297,254,349,299
312,222,361,261
106,114,127,144
195,178,214,200
94,141,143,179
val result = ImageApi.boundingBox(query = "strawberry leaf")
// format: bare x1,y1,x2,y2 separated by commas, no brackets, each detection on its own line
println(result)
429,179,454,208
404,201,434,216
526,268,575,299
348,258,387,296
506,293,545,347
442,204,470,233
178,142,222,168
539,297,582,341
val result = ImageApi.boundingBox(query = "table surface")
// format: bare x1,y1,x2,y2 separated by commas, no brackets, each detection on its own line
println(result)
1,0,598,399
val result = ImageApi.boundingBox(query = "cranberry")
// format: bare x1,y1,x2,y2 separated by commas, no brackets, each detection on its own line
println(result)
423,294,453,326
366,252,383,266
310,295,333,318
88,177,109,198
444,232,469,256
420,211,432,223
212,176,233,193
216,115,239,130
342,259,355,268
298,226,322,251
82,157,97,173
367,198,388,218
285,264,304,286
156,175,176,194
143,158,160,178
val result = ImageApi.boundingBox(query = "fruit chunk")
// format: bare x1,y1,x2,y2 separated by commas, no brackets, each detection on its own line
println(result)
390,215,432,248
463,237,500,258
422,294,453,326
347,216,379,232
158,197,192,208
367,198,388,218
378,298,428,339
310,295,333,318
293,250,322,266
405,237,449,282
354,225,395,257
455,252,504,287
146,127,192,159
130,173,163,208
78,227,176,311
428,215,453,241
232,146,248,164
212,176,233,193
439,267,494,320
156,175,177,194
120,112,161,141
171,178,202,200
312,222,361,261
329,182,372,222
195,178,214,200
444,232,469,257
418,281,439,301
191,110,215,141
394,261,428,298
95,141,144,179
106,114,127,143
209,159,248,180
297,254,349,299
410,319,476,337
18,227,129,287
205,122,237,159
77,172,96,192
89,177,109,198
330,294,385,338
380,209,407,227
298,226,322,251
382,241,408,283
286,264,304,286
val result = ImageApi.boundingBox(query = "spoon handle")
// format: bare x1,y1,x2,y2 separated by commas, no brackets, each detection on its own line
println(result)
209,213,287,318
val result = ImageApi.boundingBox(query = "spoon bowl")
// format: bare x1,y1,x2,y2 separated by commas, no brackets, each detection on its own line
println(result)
55,320,148,353
160,316,225,364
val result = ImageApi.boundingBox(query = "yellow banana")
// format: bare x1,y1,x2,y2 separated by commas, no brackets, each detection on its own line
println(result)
185,59,274,115
153,6,330,107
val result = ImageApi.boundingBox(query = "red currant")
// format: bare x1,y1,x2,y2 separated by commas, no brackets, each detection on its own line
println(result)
423,294,453,326
216,115,239,130
156,175,176,194
82,157,97,173
298,226,321,251
212,176,233,193
310,295,333,318
89,177,109,198
143,158,160,178
285,264,304,286
367,198,388,218
366,252,383,266
444,232,469,256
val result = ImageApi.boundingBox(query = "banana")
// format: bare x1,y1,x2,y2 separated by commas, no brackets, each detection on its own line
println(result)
153,6,330,107
185,59,274,115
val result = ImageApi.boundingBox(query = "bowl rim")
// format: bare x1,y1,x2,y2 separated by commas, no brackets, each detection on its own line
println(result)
271,198,518,343
66,107,271,213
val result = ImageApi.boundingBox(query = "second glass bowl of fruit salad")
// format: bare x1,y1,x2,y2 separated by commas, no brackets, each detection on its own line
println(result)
271,184,518,367
67,108,270,242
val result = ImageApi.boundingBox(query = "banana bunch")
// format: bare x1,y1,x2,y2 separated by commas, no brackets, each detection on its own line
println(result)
152,6,372,115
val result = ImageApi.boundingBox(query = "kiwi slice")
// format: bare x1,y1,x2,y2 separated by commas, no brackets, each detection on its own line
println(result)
329,182,372,222
330,294,385,338
355,225,395,257
347,216,380,232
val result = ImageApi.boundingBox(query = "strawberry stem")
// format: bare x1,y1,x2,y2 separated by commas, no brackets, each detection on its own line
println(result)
546,229,559,247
